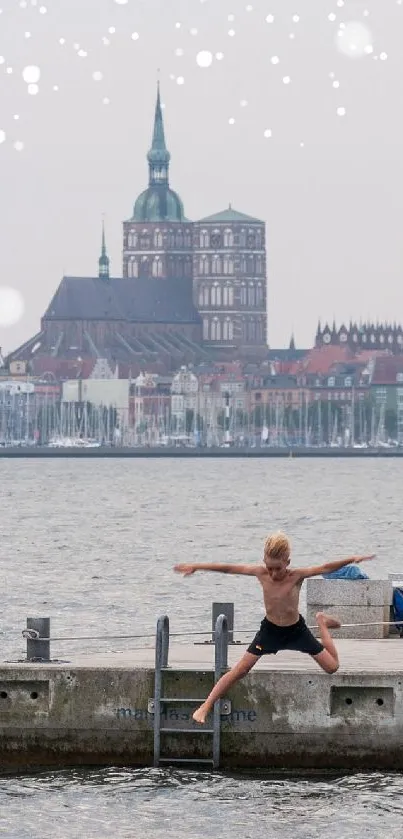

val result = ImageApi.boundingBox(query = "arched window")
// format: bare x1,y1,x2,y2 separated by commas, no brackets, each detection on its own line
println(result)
176,230,184,248
223,285,234,307
211,284,222,306
224,228,234,247
256,283,263,305
128,258,138,278
203,318,209,340
248,320,256,342
184,230,192,248
240,229,246,247
223,257,234,275
212,255,222,274
223,319,233,341
200,230,209,248
152,257,162,277
211,319,221,341
199,256,209,275
203,286,209,306
256,230,262,249
248,284,256,306
241,284,247,306
154,230,163,248
128,231,137,248
199,286,205,307
256,256,263,274
140,256,150,278
168,230,175,248
256,320,264,342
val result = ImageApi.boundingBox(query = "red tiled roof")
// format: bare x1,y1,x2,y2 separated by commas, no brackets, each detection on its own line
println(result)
291,345,353,376
371,356,403,385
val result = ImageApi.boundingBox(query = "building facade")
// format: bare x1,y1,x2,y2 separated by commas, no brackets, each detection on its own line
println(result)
193,209,267,354
315,321,403,353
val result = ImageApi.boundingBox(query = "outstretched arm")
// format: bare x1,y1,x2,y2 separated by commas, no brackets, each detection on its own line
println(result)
296,554,376,580
174,563,262,577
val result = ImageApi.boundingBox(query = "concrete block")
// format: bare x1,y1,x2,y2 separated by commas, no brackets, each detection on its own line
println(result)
306,579,393,607
306,604,391,638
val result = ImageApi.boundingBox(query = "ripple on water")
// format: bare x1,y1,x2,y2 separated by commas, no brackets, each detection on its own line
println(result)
0,769,403,838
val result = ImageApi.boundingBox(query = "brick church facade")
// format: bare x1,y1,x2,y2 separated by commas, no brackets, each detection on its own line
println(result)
7,85,268,378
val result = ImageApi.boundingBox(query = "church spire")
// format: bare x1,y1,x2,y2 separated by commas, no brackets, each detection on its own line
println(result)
98,220,110,279
147,82,171,186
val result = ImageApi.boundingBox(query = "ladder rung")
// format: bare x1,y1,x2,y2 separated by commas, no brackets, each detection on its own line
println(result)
161,728,214,734
159,757,214,764
160,698,206,704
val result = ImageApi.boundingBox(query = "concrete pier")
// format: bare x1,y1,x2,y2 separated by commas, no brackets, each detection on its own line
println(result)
1,640,403,773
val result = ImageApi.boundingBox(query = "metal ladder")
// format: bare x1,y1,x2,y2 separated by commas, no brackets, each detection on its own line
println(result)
153,614,229,769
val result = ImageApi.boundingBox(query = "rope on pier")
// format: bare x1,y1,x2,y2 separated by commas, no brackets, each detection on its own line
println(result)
21,620,403,643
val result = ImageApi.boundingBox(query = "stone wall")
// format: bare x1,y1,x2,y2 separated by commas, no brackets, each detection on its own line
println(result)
0,662,402,772
306,580,393,639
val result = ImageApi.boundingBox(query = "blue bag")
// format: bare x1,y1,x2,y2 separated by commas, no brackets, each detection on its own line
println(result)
392,587,403,637
322,565,369,581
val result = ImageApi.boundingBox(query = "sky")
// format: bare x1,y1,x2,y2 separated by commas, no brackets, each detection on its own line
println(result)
0,0,402,353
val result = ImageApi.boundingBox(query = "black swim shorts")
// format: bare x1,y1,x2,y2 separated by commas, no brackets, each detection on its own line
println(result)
247,615,324,657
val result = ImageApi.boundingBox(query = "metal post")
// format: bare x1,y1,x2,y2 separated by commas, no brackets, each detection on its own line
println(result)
154,615,169,767
213,614,228,770
212,602,234,644
26,618,50,662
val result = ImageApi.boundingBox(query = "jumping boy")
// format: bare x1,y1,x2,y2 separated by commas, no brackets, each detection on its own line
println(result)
174,532,375,724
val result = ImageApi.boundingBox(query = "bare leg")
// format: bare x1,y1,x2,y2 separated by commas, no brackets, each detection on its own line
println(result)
192,651,259,724
313,611,340,674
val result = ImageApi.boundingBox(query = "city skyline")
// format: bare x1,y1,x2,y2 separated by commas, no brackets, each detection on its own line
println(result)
0,0,402,354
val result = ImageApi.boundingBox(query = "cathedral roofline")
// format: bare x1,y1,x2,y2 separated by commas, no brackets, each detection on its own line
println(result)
197,206,263,224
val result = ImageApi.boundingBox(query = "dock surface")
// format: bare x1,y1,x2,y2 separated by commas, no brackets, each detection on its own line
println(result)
5,638,403,672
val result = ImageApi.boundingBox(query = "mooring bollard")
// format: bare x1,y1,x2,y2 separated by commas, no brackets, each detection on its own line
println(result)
212,602,234,644
25,617,50,662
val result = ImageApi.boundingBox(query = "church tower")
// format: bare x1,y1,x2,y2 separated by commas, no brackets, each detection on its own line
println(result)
122,84,193,282
193,207,267,354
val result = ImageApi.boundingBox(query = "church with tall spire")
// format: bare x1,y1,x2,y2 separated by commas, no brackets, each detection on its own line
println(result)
6,85,268,378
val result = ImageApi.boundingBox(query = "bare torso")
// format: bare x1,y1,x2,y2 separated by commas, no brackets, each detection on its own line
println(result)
257,568,303,625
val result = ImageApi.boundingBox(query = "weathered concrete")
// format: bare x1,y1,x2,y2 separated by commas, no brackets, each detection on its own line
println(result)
0,640,403,772
306,580,393,639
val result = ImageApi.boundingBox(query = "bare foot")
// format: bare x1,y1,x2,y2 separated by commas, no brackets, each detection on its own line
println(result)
192,704,210,724
316,611,341,630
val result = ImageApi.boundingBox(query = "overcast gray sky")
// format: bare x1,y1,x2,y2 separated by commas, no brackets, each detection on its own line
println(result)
0,0,402,353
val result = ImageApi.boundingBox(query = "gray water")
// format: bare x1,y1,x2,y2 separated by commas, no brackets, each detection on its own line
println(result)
1,458,403,838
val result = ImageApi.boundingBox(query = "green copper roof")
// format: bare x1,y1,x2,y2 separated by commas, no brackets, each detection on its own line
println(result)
147,82,171,167
133,186,185,222
130,84,186,222
98,220,110,279
198,206,263,224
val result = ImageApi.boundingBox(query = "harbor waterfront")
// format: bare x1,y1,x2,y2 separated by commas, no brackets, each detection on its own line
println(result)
2,445,403,457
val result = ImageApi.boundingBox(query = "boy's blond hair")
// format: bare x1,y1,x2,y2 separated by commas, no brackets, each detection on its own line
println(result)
264,532,291,563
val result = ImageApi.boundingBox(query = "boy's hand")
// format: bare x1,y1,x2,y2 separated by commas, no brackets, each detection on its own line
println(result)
355,554,376,564
174,564,196,576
